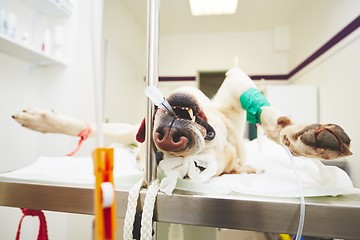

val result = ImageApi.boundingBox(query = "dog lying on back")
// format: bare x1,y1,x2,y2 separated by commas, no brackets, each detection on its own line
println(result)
12,68,352,180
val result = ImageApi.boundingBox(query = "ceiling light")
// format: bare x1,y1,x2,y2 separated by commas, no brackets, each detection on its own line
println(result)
189,0,238,16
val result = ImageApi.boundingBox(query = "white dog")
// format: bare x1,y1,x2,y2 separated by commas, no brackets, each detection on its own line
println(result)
12,68,352,181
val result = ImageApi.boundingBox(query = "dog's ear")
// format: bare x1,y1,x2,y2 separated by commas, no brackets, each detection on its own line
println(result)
136,118,146,143
136,108,159,143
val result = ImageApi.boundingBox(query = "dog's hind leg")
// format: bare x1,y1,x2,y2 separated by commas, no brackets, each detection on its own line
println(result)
260,105,352,160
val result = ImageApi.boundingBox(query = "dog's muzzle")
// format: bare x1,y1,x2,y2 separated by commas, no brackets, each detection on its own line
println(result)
153,109,216,154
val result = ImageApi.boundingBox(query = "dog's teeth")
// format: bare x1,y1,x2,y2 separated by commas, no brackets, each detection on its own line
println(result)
188,108,194,119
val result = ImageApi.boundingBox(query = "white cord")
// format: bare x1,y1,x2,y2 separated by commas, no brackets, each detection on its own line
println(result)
123,179,160,240
284,148,305,240
123,178,146,240
141,180,160,240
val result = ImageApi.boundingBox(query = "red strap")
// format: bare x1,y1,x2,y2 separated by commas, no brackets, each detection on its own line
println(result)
66,122,92,156
16,125,92,239
16,208,48,240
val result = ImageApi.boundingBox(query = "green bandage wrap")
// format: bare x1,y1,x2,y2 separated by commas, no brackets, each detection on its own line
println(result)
240,88,270,124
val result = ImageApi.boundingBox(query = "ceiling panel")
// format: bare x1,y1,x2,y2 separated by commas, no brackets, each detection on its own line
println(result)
120,0,303,35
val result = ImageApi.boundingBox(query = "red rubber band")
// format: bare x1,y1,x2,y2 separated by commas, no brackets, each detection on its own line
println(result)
16,208,48,240
66,122,92,156
16,126,92,238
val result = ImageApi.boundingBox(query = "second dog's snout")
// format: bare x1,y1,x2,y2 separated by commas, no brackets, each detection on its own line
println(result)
154,127,188,152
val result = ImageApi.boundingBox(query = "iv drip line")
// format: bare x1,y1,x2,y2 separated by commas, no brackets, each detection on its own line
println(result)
145,85,176,117
284,147,306,240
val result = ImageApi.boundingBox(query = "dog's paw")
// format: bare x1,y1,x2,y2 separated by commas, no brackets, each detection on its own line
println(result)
12,108,62,133
280,124,352,159
235,165,263,174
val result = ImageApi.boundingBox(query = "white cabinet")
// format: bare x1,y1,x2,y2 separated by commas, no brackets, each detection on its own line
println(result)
17,0,74,16
0,32,66,65
0,0,74,65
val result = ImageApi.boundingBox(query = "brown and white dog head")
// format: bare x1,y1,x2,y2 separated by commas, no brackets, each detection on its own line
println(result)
152,87,218,158
136,86,227,160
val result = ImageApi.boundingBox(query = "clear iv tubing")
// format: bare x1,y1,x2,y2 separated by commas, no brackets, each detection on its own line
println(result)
90,0,104,147
145,85,176,116
284,147,305,240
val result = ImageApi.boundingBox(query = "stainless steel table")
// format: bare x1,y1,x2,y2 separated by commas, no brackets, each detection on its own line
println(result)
1,178,359,239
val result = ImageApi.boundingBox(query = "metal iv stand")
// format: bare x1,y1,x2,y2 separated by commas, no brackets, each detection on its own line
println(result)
144,0,160,239
145,0,159,187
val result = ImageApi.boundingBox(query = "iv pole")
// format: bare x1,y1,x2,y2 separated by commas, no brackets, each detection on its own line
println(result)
145,0,160,186
143,1,160,239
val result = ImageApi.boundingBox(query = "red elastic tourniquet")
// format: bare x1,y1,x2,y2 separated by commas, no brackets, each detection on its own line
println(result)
16,124,92,239
66,122,92,156
16,208,48,240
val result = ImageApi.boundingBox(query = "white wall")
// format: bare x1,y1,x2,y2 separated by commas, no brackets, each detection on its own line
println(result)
103,0,146,124
289,0,360,70
159,30,289,76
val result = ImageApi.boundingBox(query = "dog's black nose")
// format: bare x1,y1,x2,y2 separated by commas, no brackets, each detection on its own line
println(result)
154,127,189,152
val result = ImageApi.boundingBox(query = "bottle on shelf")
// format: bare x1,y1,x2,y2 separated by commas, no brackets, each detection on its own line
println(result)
41,29,53,55
6,12,16,39
53,25,64,59
0,9,6,35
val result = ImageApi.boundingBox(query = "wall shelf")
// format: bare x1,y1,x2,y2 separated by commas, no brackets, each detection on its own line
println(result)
17,0,74,16
0,33,66,66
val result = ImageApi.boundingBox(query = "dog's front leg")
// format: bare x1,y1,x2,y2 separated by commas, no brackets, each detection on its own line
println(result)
12,108,87,136
12,107,140,146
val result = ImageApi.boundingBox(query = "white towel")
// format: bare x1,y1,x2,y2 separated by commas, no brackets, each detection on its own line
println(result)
1,141,359,198
161,137,360,197
158,154,218,195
